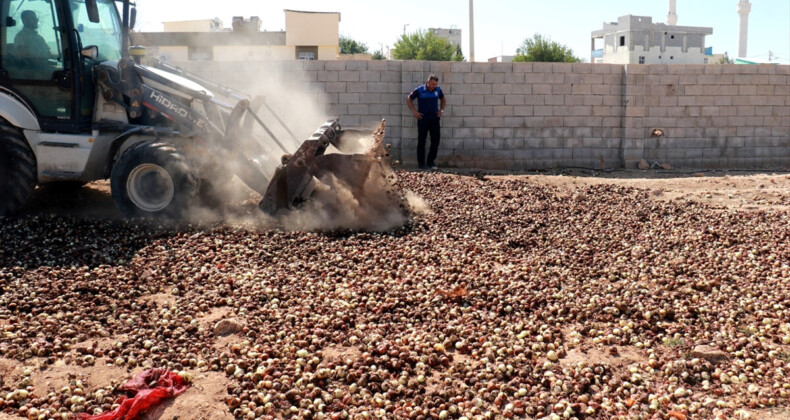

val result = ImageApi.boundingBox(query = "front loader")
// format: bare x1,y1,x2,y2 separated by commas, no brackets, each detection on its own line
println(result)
0,0,397,219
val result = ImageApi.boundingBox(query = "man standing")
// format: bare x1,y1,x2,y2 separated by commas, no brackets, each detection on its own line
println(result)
406,74,446,170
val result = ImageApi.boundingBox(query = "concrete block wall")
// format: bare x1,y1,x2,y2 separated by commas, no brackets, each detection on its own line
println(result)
171,59,790,170
629,65,790,168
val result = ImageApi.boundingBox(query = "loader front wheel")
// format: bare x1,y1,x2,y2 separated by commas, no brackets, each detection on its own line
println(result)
111,142,197,218
0,119,37,217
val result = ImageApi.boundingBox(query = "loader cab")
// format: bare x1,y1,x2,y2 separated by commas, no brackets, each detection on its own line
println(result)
0,0,124,133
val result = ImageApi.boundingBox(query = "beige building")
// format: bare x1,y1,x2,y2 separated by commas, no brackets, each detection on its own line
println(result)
429,27,462,49
132,10,341,62
591,15,713,65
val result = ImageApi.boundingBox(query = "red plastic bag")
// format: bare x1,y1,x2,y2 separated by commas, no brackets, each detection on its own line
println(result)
79,368,190,420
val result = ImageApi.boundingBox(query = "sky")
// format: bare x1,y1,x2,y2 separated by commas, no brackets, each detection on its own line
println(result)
132,0,790,63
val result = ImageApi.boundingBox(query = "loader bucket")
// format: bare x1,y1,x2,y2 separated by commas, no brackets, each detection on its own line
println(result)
259,119,394,215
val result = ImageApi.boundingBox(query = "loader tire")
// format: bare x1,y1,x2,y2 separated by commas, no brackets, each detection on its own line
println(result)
0,119,37,217
111,141,198,219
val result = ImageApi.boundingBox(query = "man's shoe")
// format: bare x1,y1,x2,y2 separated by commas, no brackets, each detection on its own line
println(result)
418,164,427,170
429,165,439,170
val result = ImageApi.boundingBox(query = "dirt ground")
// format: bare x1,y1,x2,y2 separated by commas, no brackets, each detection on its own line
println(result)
4,168,790,420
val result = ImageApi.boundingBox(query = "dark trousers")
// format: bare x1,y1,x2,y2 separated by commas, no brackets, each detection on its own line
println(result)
417,114,441,168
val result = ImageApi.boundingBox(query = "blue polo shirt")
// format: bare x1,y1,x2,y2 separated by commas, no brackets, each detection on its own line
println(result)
409,85,444,114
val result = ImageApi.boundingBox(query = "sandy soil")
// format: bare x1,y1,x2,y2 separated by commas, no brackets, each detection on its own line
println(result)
5,168,790,420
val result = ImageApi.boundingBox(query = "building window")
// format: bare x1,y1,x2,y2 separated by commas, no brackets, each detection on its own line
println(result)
670,35,675,39
704,58,709,64
188,46,213,61
295,46,318,60
639,56,645,64
670,56,674,60
619,36,625,46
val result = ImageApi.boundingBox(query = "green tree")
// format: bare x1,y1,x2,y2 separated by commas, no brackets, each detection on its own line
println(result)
372,50,386,60
339,35,369,54
513,34,581,63
719,52,733,64
452,46,465,62
392,30,462,61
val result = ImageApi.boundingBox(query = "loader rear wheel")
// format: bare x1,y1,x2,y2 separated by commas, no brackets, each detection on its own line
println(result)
0,119,37,217
111,142,197,218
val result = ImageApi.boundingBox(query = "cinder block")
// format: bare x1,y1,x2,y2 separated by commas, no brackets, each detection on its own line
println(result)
485,73,505,84
326,103,348,116
484,117,506,127
452,83,474,95
524,138,543,148
553,84,572,95
737,105,756,116
493,106,514,117
344,61,367,71
325,82,347,93
472,107,494,117
464,72,485,84
339,93,361,104
493,128,515,139
461,117,485,127
325,61,347,71
505,95,526,106
451,62,473,72
484,138,506,150
318,72,340,82
442,118,463,128
546,95,565,106
453,128,473,139
485,95,505,106
464,138,486,149
381,71,401,82
402,61,428,72
348,104,369,115
358,71,381,82
563,95,586,108
514,106,534,116
505,73,525,84
473,128,495,139
347,82,368,93
513,62,534,73
472,63,493,73
452,105,475,117
532,85,551,95
471,84,493,95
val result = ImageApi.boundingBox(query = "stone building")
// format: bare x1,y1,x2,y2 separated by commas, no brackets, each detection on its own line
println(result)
132,9,341,62
591,15,713,65
428,27,462,49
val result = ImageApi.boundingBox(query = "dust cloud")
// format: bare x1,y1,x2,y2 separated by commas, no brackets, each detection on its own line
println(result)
171,61,422,232
277,161,409,232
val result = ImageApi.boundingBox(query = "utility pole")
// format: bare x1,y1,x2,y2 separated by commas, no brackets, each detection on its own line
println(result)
403,24,409,36
469,0,475,62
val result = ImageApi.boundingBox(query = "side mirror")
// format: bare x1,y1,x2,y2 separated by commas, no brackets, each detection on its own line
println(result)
82,45,99,60
130,7,136,30
86,0,100,23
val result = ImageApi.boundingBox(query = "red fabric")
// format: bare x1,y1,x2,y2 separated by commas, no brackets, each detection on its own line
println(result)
79,369,189,420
